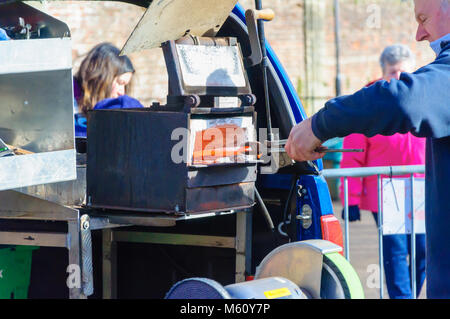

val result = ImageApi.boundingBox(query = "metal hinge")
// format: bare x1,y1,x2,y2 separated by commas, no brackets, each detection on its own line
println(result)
297,204,313,229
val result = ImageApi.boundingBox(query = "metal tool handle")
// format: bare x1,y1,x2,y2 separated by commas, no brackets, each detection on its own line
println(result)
315,147,364,153
267,139,287,146
265,139,364,153
253,8,275,21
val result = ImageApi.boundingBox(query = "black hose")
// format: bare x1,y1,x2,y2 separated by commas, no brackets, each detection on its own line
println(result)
255,187,275,231
282,175,299,241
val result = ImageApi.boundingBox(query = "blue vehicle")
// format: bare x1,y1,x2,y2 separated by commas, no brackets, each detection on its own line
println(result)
229,3,343,245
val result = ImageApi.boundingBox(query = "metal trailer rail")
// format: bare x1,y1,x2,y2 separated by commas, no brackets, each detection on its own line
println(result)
322,165,426,299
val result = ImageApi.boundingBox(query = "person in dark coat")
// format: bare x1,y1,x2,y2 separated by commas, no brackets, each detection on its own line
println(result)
73,43,143,137
285,0,450,298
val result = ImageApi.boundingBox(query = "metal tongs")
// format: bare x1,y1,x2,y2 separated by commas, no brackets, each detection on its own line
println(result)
264,139,364,154
243,139,363,175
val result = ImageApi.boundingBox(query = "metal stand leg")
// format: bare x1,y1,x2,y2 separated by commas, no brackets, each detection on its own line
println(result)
235,210,252,283
102,228,117,299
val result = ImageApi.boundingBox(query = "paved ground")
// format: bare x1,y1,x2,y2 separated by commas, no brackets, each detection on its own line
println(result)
332,200,427,299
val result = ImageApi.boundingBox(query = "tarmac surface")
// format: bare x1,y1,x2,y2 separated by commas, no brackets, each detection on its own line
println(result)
332,200,427,299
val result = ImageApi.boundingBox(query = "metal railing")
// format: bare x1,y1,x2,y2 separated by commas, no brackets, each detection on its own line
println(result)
322,165,425,299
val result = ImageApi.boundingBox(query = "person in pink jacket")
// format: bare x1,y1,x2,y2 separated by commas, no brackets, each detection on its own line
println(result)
339,44,426,299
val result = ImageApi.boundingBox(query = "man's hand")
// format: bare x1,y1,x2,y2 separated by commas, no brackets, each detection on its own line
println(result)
285,117,326,162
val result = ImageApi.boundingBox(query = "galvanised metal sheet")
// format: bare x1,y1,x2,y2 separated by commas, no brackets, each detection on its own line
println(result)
0,149,76,191
0,38,72,75
121,0,238,54
176,44,247,88
0,37,76,191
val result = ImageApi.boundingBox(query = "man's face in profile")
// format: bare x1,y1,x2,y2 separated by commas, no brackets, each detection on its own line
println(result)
414,0,450,42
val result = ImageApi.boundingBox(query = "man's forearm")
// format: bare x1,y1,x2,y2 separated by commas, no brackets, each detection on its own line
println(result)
310,81,412,142
311,58,450,141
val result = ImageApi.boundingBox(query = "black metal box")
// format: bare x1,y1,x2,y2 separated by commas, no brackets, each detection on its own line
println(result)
86,108,256,214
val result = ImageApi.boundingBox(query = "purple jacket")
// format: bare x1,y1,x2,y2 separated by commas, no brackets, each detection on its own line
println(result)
74,95,144,137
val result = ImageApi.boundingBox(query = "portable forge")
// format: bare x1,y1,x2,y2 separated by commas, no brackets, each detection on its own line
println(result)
87,36,259,214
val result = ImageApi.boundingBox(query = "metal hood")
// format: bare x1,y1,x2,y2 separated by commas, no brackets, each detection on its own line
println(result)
121,0,238,55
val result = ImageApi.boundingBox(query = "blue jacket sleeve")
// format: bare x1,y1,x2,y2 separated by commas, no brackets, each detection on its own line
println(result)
311,50,450,141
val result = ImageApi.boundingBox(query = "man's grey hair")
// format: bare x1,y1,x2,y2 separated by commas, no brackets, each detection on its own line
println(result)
379,44,415,70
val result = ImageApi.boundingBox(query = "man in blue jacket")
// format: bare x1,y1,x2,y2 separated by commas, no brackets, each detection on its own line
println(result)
285,0,450,298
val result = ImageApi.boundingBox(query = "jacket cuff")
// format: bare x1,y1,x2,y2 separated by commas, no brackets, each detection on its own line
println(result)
311,112,330,142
